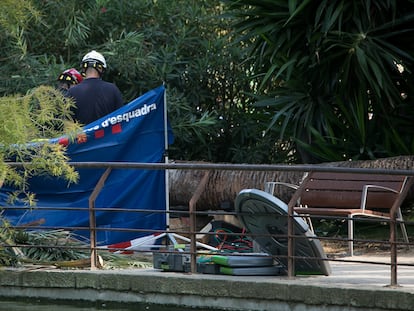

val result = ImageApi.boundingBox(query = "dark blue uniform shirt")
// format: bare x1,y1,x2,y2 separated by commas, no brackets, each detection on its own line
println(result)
67,78,123,125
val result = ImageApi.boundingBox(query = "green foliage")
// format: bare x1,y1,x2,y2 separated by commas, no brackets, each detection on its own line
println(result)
4,1,414,164
0,219,19,266
0,215,128,267
0,0,287,164
224,0,414,163
0,0,40,55
0,215,90,266
14,229,90,262
0,86,79,204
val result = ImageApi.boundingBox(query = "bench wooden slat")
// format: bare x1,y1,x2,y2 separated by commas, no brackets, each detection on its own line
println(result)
300,191,397,209
304,179,403,192
308,172,405,182
294,207,390,218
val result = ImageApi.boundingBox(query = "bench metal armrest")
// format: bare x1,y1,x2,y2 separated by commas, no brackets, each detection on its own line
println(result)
360,184,399,211
264,181,299,195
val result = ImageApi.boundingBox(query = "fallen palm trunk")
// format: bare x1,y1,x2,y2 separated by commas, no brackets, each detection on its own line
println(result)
168,156,414,210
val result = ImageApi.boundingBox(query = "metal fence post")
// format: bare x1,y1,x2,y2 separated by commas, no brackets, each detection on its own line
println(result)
88,167,112,269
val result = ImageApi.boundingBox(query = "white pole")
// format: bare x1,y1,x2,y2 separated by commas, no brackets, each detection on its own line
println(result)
163,84,170,231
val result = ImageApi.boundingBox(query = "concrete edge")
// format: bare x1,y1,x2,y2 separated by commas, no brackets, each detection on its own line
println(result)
0,269,413,310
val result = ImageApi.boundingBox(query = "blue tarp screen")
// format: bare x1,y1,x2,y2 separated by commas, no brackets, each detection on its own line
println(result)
0,85,174,245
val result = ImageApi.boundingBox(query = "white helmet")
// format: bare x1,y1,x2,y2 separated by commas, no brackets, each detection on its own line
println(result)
81,50,107,76
82,50,107,68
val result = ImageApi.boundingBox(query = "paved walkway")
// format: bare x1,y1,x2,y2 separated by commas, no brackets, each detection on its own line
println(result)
299,252,414,289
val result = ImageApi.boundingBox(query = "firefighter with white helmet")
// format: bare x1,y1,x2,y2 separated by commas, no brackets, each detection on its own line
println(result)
80,50,107,77
67,50,123,125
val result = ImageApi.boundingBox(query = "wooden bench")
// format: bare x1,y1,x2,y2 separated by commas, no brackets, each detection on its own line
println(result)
265,171,413,256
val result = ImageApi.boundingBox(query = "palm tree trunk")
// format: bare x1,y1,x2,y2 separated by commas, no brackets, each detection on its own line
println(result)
169,156,414,210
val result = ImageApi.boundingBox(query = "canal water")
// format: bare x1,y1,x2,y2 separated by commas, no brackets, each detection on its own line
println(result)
0,298,222,311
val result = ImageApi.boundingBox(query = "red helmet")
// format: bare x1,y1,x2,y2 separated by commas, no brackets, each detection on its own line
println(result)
57,68,83,85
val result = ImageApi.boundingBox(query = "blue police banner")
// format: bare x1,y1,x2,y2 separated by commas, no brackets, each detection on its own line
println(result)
0,85,174,245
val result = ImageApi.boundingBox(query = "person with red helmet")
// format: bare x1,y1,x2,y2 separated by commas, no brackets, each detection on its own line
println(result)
57,68,83,95
66,50,123,125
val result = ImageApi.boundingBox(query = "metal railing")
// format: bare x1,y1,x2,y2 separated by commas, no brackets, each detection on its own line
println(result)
2,161,414,287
